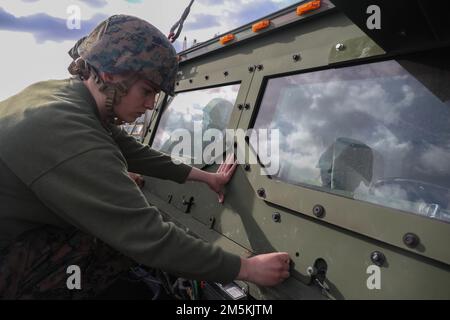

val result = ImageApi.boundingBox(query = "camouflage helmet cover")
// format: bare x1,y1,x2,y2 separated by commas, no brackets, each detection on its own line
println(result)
74,15,178,95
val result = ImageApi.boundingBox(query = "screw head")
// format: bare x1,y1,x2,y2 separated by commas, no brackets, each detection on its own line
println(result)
370,251,386,267
189,79,193,83
335,43,346,51
205,75,209,80
403,233,420,248
312,205,325,218
257,188,266,198
248,66,254,72
244,103,250,110
292,54,300,61
224,71,229,76
237,104,243,110
256,64,263,71
307,266,315,276
272,212,281,223
244,164,250,171
176,82,179,86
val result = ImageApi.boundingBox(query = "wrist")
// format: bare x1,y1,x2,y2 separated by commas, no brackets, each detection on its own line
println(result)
237,257,250,282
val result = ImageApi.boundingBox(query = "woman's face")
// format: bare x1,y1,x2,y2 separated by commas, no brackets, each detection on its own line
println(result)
104,73,161,123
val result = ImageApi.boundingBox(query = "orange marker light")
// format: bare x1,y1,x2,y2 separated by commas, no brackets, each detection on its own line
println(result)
252,19,270,32
296,0,321,16
220,34,235,45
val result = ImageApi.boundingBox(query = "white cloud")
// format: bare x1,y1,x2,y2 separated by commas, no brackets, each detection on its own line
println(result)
0,0,299,100
0,31,73,100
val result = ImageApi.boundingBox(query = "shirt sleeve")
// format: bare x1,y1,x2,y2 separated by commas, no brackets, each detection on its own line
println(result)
30,147,241,283
111,125,192,183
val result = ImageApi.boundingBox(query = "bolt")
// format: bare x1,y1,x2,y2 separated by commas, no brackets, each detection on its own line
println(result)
335,43,346,51
272,212,281,223
307,266,316,276
248,66,255,72
257,188,266,198
237,104,243,110
224,71,229,77
256,64,263,71
209,216,216,229
244,103,250,110
312,205,325,218
370,251,386,267
242,285,249,294
292,54,300,61
403,233,420,248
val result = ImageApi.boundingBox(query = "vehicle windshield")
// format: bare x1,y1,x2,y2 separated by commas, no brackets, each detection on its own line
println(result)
252,50,450,222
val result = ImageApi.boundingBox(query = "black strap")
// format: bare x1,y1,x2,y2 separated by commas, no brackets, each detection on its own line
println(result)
168,0,195,43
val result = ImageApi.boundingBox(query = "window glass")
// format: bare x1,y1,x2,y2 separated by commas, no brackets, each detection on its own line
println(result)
152,84,240,163
252,55,450,222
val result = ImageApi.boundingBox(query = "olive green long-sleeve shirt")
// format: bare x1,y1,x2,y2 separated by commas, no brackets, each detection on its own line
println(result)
0,78,240,283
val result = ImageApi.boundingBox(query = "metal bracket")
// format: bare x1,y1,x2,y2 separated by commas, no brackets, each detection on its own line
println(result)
208,216,216,229
182,196,194,213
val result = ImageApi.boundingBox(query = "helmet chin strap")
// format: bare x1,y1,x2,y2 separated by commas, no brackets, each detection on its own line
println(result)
68,58,141,126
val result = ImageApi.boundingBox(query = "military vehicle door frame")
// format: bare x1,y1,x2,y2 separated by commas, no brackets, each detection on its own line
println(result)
236,45,450,267
142,0,450,299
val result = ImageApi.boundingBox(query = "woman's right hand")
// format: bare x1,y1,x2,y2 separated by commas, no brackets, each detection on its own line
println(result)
237,252,291,287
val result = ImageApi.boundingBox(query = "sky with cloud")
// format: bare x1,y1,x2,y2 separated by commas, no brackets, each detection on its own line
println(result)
0,0,300,100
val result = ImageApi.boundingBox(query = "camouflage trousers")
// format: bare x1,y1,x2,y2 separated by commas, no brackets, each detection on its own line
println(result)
0,226,135,300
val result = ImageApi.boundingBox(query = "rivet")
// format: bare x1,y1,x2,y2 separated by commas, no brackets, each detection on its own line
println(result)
257,188,266,198
335,43,346,51
313,205,325,218
403,233,420,248
272,212,281,223
370,251,386,267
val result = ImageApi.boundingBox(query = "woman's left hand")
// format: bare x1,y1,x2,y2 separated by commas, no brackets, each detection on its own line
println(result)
207,154,237,203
